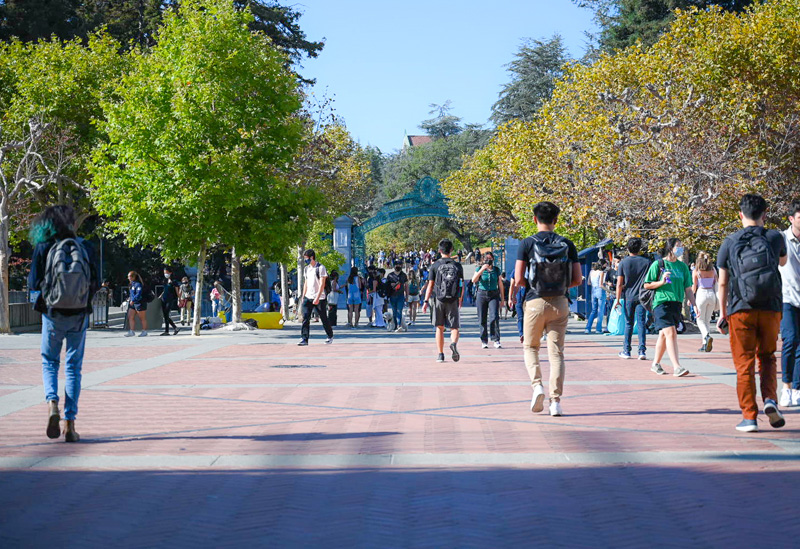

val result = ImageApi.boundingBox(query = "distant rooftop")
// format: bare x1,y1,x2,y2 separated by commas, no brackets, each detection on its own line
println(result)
403,135,433,150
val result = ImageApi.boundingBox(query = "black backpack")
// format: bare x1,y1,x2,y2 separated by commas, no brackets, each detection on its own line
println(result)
729,228,782,308
638,259,664,314
377,277,391,298
435,260,461,300
526,235,571,297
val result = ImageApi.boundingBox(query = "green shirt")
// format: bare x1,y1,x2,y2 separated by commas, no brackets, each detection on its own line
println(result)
477,267,499,292
645,259,691,308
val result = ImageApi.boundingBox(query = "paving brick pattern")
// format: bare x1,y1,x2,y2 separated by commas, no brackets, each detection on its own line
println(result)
1,310,799,547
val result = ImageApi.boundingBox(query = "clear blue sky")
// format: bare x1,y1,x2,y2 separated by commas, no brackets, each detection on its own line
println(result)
295,0,598,154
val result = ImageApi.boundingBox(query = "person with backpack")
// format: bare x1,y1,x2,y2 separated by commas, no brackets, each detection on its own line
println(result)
779,201,800,408
717,194,787,432
28,205,99,443
511,201,581,417
158,266,180,336
422,239,464,363
643,238,697,377
298,249,334,346
387,260,408,332
407,270,422,326
178,276,194,326
365,265,378,327
327,270,342,327
346,266,364,328
471,251,505,349
373,268,388,328
125,271,149,337
615,238,651,360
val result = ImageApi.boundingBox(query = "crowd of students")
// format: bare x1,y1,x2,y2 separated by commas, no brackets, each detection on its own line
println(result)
25,192,800,442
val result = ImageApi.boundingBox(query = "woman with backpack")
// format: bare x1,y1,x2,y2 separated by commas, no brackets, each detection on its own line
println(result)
178,276,194,326
643,238,698,377
125,271,149,337
692,251,718,353
471,251,504,349
28,205,98,443
407,270,421,325
346,266,364,328
585,262,607,334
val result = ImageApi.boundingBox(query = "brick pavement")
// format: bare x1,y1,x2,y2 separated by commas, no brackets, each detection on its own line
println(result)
1,308,799,547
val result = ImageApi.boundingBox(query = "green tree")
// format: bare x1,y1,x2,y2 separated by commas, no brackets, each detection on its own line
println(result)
0,32,123,333
574,0,754,51
90,0,315,334
491,35,569,126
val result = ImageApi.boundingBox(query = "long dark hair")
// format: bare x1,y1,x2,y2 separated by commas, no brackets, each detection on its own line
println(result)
29,205,76,245
662,238,680,258
347,266,359,285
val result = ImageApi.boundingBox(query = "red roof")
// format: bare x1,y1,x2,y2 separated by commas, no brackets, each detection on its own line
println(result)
407,135,433,147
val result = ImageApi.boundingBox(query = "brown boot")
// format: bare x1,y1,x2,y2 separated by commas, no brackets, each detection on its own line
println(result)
63,420,80,443
46,400,61,439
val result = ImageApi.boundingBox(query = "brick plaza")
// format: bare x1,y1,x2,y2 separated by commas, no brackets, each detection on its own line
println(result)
1,309,799,547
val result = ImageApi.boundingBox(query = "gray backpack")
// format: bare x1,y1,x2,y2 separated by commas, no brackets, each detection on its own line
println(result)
42,238,91,310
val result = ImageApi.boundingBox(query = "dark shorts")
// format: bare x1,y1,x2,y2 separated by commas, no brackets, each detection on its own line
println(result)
131,301,146,312
433,298,460,329
654,301,682,332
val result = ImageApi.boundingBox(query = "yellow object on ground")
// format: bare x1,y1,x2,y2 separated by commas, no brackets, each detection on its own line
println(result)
241,312,284,330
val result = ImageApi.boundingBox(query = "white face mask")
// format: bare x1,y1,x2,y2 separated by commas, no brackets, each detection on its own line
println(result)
165,273,171,279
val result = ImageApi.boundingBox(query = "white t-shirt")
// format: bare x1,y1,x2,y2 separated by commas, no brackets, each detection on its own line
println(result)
304,263,328,300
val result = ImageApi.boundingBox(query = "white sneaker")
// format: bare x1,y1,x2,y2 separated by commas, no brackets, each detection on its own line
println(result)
481,342,489,349
325,337,333,345
494,341,502,349
779,387,792,407
549,401,563,417
124,330,135,337
792,389,800,407
530,385,545,413
138,331,148,337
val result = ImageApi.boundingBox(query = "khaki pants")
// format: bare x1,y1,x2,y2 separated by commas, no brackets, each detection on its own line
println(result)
523,296,569,401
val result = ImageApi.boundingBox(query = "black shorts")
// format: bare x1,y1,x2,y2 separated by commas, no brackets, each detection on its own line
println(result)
654,301,682,332
131,301,146,312
433,298,460,329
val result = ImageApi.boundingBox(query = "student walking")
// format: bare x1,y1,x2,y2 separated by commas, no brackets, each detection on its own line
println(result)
508,274,527,343
365,265,378,327
345,267,364,328
615,238,650,360
512,201,581,417
327,270,342,327
28,205,99,442
125,271,148,337
178,276,194,326
159,266,180,336
422,239,464,363
585,262,606,334
779,201,800,408
717,194,787,432
472,251,504,349
692,252,718,352
387,261,408,332
298,249,334,345
372,268,388,328
643,238,697,377
407,270,421,325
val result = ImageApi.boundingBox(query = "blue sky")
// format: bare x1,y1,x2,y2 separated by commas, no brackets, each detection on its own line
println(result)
295,0,598,154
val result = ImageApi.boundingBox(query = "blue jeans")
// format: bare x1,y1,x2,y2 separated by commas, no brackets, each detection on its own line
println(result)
41,312,88,421
586,288,606,333
515,288,526,338
390,295,405,327
781,303,800,389
623,299,647,356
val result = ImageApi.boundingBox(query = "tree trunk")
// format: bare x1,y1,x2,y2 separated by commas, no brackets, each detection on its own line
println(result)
0,197,10,334
280,262,290,322
191,242,207,336
231,247,242,323
257,255,269,305
296,245,304,321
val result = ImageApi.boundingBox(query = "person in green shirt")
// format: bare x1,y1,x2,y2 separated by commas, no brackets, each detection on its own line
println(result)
471,251,505,348
643,238,698,377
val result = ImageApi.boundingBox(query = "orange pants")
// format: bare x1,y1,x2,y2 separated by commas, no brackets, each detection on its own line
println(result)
729,310,781,420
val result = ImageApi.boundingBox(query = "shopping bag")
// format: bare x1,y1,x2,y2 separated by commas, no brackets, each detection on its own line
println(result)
607,299,626,336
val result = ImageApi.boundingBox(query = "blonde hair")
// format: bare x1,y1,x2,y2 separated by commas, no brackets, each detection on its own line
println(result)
696,252,712,271
127,271,142,284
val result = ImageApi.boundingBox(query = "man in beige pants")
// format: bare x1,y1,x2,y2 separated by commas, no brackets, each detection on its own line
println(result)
511,202,582,416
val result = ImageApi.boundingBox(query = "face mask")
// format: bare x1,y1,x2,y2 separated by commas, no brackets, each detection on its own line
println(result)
304,258,311,265
164,273,171,279
674,247,684,257
395,266,401,272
